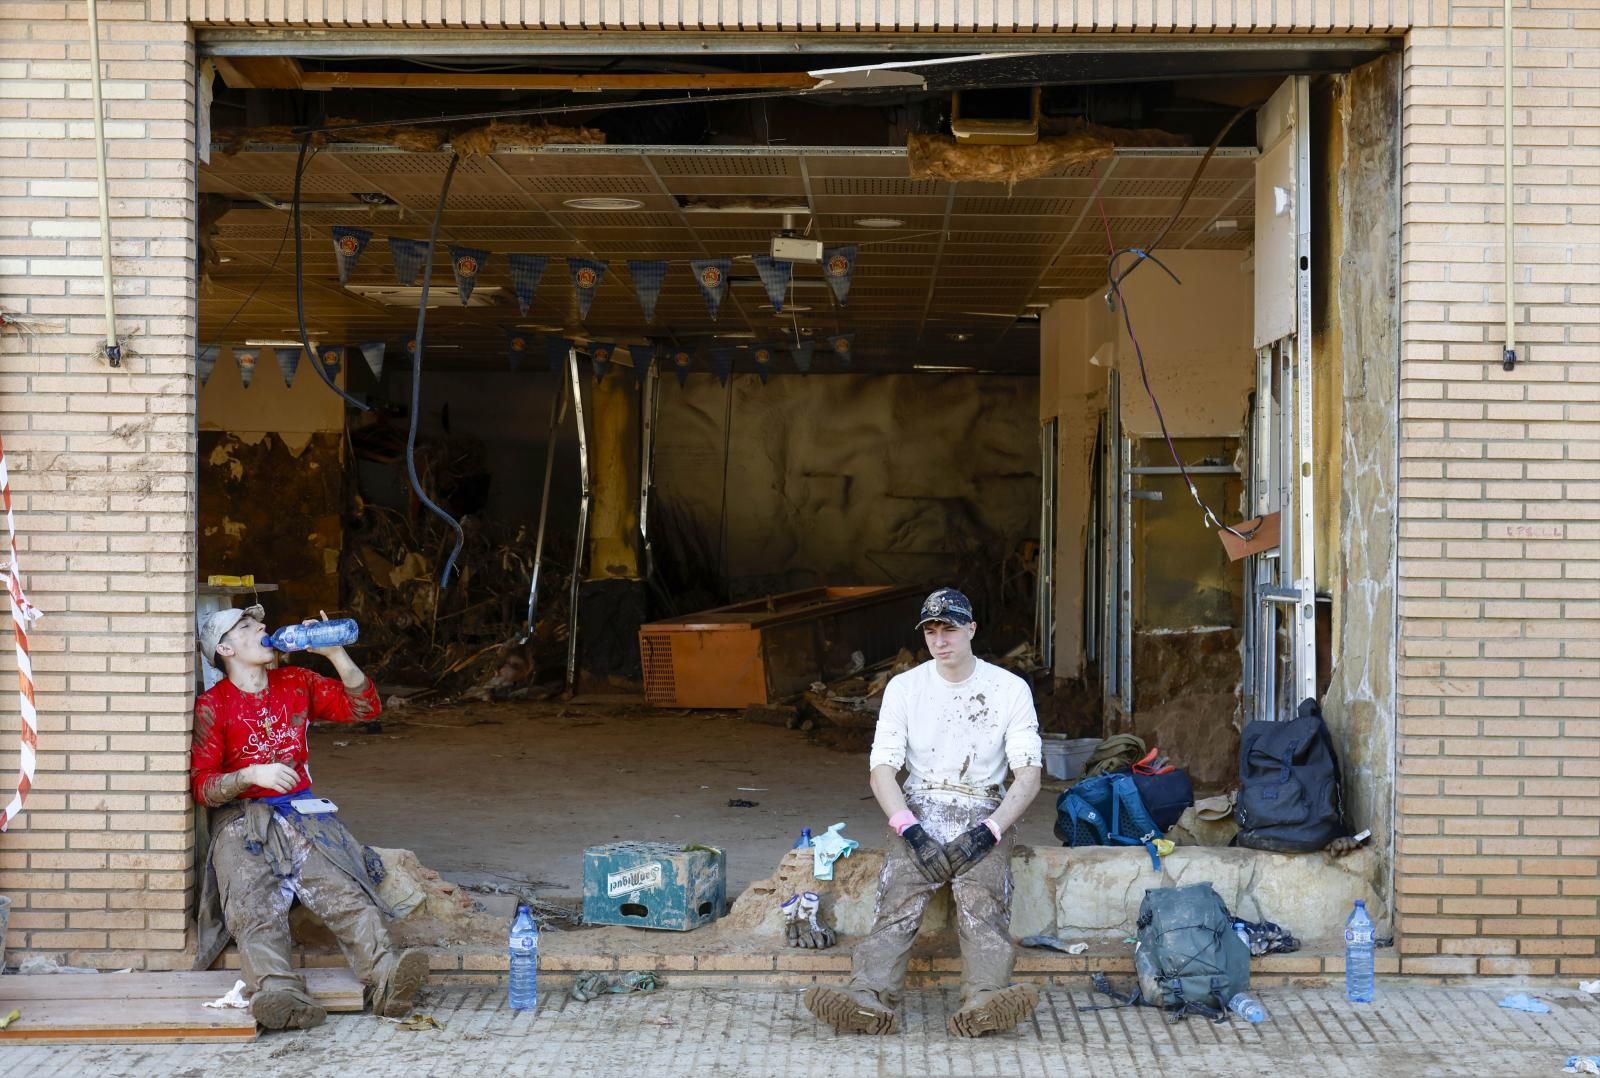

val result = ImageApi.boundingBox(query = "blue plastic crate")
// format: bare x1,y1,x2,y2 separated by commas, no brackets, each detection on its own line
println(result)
581,841,726,932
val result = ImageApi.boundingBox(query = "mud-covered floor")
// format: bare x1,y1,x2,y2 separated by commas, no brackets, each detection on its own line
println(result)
309,698,1063,902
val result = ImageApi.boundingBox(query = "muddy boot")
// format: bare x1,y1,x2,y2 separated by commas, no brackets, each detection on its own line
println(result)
251,988,327,1031
802,985,900,1035
371,948,431,1018
947,984,1039,1038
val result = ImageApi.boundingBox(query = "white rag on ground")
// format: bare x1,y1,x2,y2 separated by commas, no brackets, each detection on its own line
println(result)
204,980,250,1009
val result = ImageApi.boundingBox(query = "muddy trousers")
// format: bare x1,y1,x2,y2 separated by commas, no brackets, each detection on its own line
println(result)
848,796,1014,1009
212,815,399,1000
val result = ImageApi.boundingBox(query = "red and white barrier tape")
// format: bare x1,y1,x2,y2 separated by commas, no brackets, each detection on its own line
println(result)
0,432,42,832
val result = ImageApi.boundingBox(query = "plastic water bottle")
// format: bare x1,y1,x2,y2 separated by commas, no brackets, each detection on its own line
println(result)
1345,899,1375,1003
794,827,813,849
508,904,539,1012
263,618,359,652
1228,992,1267,1023
1233,920,1252,950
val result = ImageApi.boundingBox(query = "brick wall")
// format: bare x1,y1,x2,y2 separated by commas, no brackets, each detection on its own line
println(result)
0,3,197,967
0,0,1595,974
1394,6,1600,977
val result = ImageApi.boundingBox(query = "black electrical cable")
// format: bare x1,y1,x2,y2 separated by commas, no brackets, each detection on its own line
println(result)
405,152,467,590
1101,104,1262,542
290,135,370,412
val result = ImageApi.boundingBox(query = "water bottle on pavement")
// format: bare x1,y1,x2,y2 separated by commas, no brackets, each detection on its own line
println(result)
1345,899,1375,1003
508,903,539,1012
1228,992,1267,1023
263,618,360,652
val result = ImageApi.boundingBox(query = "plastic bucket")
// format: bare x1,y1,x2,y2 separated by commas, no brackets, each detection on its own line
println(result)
1042,736,1101,782
0,894,10,972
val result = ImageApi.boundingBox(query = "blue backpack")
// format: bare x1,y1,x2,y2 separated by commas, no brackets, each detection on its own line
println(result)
1055,772,1165,869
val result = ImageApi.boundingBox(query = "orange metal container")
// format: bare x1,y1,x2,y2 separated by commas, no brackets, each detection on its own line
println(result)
638,585,922,709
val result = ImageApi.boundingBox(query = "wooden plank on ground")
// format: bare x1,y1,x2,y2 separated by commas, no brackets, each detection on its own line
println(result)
0,998,256,1045
0,967,367,1043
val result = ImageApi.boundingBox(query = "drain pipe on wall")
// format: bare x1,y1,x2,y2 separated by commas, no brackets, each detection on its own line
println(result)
85,0,121,368
1502,0,1517,372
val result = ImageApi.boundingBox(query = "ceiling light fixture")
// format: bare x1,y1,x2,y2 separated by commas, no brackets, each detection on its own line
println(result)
854,217,904,228
759,304,813,313
914,364,981,373
562,197,645,211
945,331,974,343
245,339,315,348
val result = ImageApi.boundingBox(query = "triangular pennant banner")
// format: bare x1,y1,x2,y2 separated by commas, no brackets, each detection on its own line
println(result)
331,226,373,285
826,333,855,368
359,340,385,380
388,238,430,287
506,254,549,316
507,330,531,371
689,258,731,320
237,349,259,388
627,260,669,323
567,258,609,321
319,344,343,380
448,246,490,305
790,340,815,374
273,348,298,387
751,255,793,312
751,343,775,385
547,336,572,374
822,245,858,306
589,341,616,382
669,343,694,387
198,345,218,386
633,341,657,388
709,345,735,386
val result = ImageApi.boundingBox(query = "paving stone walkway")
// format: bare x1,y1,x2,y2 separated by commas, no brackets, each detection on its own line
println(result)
3,982,1597,1076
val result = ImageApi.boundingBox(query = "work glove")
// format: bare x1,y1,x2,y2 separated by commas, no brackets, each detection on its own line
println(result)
943,824,999,878
901,823,954,885
795,892,836,950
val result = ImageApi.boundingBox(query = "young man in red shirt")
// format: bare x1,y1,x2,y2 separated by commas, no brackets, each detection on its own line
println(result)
190,604,428,1031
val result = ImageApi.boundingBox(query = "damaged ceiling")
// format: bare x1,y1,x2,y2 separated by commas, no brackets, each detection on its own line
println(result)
199,143,1256,372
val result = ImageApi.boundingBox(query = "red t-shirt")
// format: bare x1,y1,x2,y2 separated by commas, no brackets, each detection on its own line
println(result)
190,665,381,806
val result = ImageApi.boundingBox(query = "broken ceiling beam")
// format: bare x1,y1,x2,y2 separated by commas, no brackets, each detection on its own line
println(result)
212,55,306,90
297,70,821,92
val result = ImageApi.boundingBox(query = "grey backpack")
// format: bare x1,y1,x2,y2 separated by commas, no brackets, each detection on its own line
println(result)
1133,883,1251,1015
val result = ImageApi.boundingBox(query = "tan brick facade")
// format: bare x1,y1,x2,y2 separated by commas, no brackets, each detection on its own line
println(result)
0,1,1595,974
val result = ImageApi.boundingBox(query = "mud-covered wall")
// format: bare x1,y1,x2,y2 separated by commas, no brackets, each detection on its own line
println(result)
198,431,343,618
199,347,348,618
1313,56,1401,871
654,373,1040,612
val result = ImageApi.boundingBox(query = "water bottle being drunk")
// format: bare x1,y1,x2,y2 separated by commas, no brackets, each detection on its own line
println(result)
262,618,360,653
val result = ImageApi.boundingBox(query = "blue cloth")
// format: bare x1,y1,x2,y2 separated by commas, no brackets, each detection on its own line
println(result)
260,787,314,815
811,822,859,881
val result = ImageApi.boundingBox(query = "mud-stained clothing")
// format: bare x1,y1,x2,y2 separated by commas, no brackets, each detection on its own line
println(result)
191,666,381,807
869,659,1042,803
848,794,1014,1007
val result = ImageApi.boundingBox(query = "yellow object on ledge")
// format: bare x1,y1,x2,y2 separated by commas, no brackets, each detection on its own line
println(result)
206,574,255,587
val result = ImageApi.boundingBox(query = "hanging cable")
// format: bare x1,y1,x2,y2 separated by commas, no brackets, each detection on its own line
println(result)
290,135,370,412
404,153,468,589
1100,105,1263,543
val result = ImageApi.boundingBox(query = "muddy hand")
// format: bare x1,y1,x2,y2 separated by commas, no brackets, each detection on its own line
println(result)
901,824,954,885
943,824,998,878
302,610,343,659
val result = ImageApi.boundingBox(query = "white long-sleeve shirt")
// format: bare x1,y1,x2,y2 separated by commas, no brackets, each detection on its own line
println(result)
868,658,1043,804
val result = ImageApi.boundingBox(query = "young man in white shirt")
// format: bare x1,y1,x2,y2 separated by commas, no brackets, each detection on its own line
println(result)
804,587,1044,1037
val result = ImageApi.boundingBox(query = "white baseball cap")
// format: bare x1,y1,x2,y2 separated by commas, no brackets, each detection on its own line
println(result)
198,603,265,666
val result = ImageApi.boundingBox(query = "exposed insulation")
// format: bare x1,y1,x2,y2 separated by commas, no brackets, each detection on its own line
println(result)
213,119,445,154
907,131,1114,187
449,121,606,158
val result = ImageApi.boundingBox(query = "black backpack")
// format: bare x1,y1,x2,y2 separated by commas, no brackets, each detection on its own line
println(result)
1234,698,1349,852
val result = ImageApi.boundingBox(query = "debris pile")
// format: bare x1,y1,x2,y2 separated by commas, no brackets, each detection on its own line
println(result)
343,428,571,697
799,642,1047,731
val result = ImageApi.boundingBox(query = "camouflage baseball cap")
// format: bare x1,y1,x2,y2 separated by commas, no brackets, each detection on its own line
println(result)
915,587,974,629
